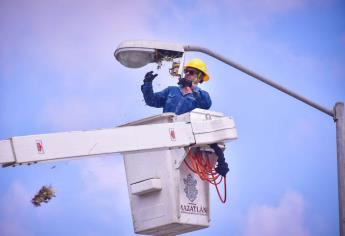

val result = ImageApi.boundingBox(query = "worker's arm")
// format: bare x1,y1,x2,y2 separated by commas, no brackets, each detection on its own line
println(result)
140,71,168,108
192,87,212,110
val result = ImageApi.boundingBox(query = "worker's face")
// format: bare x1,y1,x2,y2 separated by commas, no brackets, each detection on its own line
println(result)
184,68,201,84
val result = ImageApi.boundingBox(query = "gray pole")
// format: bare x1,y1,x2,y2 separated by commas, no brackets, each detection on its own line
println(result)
184,45,334,117
335,102,345,236
184,44,345,235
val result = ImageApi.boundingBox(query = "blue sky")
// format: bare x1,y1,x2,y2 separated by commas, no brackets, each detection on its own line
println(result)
1,0,344,235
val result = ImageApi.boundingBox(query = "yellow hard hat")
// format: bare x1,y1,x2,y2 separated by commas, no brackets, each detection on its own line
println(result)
185,58,210,82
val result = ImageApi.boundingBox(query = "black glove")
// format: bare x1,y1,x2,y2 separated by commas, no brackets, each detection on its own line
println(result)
210,143,229,177
215,161,229,177
210,143,223,158
177,77,193,88
144,71,158,83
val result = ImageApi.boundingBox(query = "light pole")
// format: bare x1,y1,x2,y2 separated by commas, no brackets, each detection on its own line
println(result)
183,45,345,236
115,40,345,236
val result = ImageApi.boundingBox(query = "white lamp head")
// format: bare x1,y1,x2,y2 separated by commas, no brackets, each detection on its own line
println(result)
114,40,184,68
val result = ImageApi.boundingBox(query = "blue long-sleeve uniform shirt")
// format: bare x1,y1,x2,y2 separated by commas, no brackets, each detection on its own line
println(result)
141,82,212,115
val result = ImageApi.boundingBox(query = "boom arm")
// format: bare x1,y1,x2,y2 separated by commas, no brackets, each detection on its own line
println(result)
0,110,237,167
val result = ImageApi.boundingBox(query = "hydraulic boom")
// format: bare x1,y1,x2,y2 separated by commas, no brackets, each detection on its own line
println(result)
0,109,237,167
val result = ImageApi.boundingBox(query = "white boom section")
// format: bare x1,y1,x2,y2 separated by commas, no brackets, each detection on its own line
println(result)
0,109,237,167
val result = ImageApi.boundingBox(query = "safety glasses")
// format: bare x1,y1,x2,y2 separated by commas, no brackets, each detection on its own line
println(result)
184,69,199,76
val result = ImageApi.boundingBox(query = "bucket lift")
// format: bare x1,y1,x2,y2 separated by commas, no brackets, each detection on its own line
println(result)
0,109,237,235
0,40,238,235
122,109,237,235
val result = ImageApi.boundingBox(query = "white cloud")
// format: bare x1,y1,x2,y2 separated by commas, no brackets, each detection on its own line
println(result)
244,191,309,236
80,156,126,192
74,156,132,228
0,0,165,132
78,156,129,210
0,182,34,236
0,0,157,85
0,221,29,236
40,97,98,131
0,182,30,218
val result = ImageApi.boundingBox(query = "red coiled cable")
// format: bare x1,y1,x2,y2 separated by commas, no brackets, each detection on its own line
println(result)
184,149,227,203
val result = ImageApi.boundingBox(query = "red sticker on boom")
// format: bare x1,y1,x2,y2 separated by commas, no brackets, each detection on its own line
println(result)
36,140,44,154
169,128,176,141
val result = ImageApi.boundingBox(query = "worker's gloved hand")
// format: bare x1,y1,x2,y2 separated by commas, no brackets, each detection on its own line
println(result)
144,71,158,83
177,77,193,88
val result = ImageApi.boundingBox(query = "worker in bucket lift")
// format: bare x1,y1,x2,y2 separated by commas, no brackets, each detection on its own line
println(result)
141,58,229,177
141,58,211,115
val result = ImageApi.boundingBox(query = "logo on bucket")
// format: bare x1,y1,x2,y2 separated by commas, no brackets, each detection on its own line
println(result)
181,173,208,216
183,174,198,202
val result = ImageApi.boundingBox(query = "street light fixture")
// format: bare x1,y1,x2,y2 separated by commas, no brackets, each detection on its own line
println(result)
114,40,345,236
114,40,184,68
